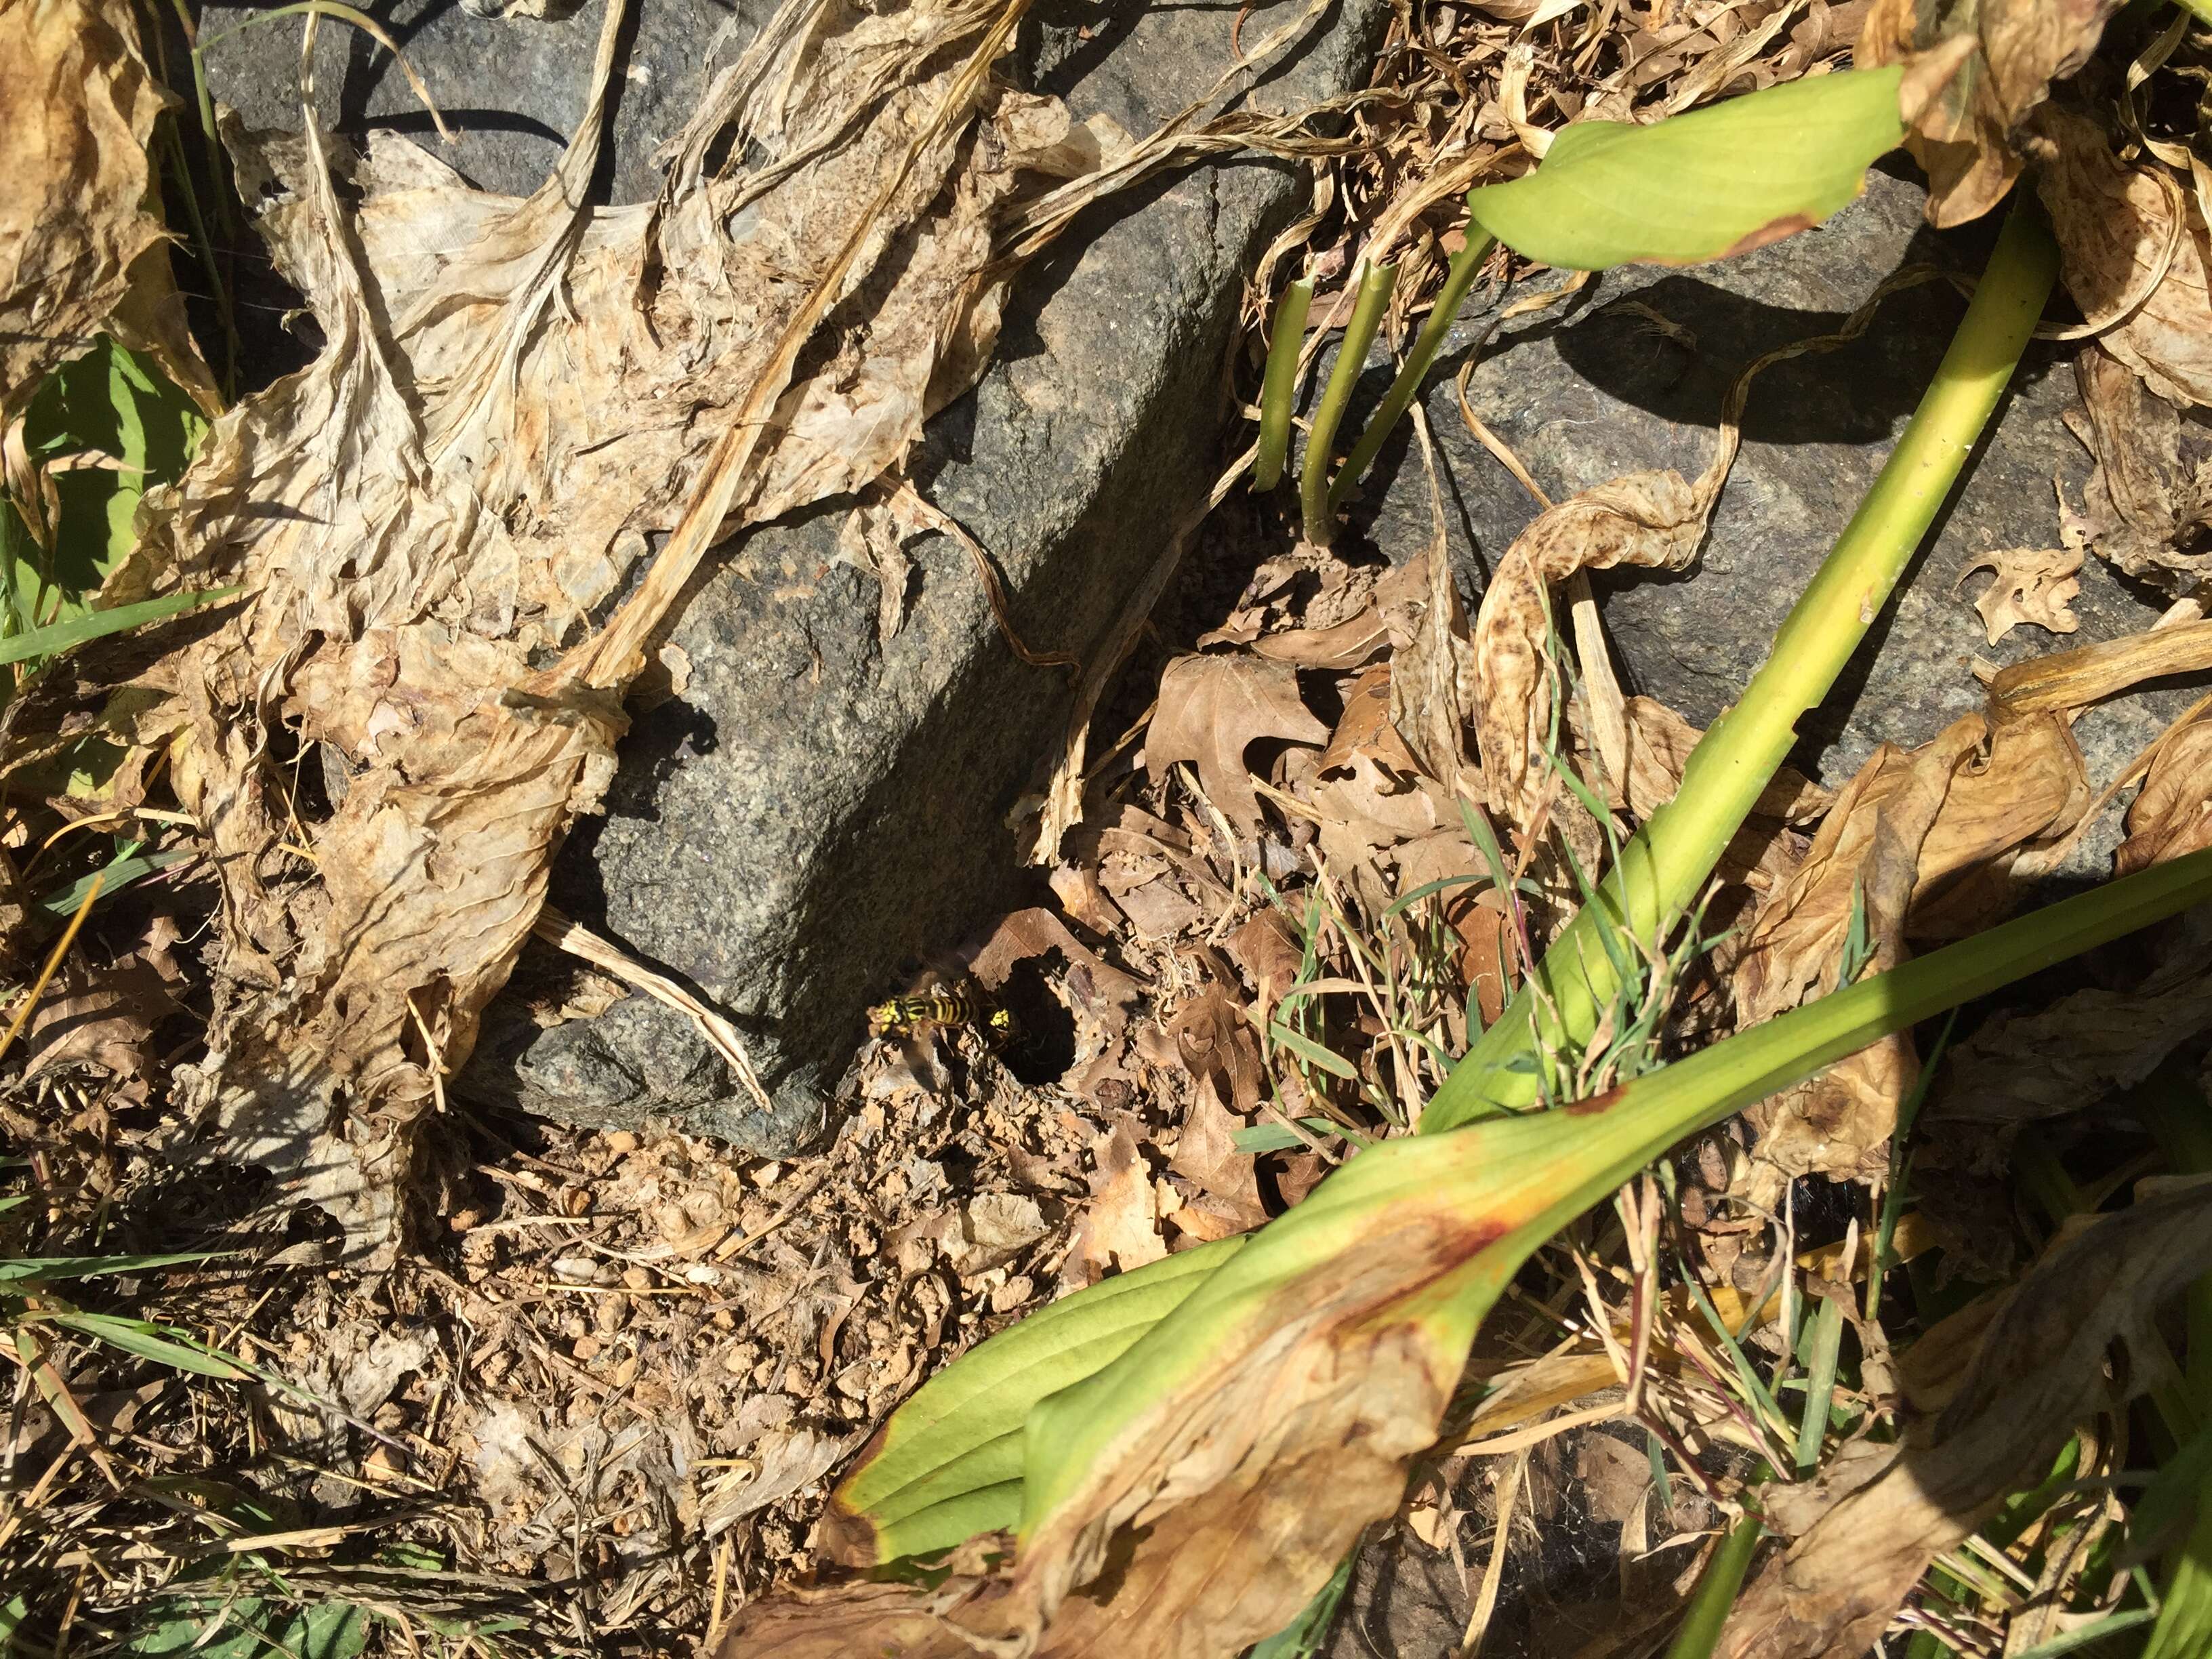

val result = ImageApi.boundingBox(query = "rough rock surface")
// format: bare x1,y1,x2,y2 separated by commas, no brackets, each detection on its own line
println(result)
203,0,1392,1150
1343,163,2175,836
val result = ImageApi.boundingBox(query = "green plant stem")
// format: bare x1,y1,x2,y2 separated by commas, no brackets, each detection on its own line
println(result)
1329,231,1497,509
1298,262,1397,548
1252,280,1315,493
2137,1063,2212,1659
2169,0,2212,28
1665,1507,1765,1659
166,0,239,245
1423,194,2059,1134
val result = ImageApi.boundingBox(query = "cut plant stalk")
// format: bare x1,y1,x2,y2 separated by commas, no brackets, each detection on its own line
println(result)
1425,193,2060,1132
1298,262,1396,548
1252,279,1314,492
1328,231,1496,510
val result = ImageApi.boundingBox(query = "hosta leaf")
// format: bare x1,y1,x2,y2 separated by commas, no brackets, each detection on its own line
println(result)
1466,68,1906,270
821,1236,1243,1567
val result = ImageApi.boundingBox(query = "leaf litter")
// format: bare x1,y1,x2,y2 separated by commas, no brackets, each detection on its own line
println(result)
10,0,2212,1654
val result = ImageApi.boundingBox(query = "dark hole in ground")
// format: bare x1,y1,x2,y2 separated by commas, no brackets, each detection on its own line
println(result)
994,950,1078,1085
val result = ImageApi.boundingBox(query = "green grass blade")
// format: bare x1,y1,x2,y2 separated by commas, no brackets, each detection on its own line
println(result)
1664,1509,1765,1659
0,586,240,668
46,1311,253,1378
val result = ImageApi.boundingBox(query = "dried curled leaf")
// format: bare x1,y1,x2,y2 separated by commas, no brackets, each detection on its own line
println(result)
2060,346,2212,596
0,0,215,428
2036,105,2212,411
1715,1174,2212,1659
1956,544,2082,644
2118,720,2212,875
1145,654,1330,834
1473,470,1706,840
1858,0,2124,227
146,0,1081,1259
1732,714,2084,1193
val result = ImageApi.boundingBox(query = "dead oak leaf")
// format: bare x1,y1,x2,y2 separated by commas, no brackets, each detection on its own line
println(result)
1064,1117,1166,1287
1146,653,1329,834
1956,544,2082,644
2118,720,2212,874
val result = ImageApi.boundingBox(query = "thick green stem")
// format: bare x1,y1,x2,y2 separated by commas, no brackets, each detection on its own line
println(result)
1252,279,1313,493
1330,232,1497,509
1298,262,1397,548
1665,1508,1765,1659
1424,196,2059,1134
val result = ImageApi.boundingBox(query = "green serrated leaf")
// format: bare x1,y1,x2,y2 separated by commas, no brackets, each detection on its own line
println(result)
1466,67,1906,271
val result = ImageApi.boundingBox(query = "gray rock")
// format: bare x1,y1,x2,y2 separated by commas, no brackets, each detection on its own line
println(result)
1338,162,2174,838
201,0,733,205
259,0,1385,1149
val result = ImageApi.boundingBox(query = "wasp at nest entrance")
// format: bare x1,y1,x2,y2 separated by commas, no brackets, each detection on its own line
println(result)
866,982,1015,1048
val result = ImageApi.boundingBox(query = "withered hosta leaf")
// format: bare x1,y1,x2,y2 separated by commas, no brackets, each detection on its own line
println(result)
1145,653,1330,834
1473,470,1704,842
1731,714,2083,1193
0,0,216,429
1857,0,2124,227
2060,346,2212,596
1715,1174,2212,1659
1927,926,2212,1130
2117,720,2212,874
2036,105,2212,411
144,0,1089,1259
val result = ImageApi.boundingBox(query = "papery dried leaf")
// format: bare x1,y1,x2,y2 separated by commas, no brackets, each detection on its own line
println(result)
145,0,1072,1258
1168,1086,1269,1243
1957,544,2082,643
1990,617,2212,714
971,907,1144,1032
0,0,216,428
2036,106,2212,410
23,958,176,1081
1473,472,1705,842
1927,932,2212,1129
1715,1174,2212,1658
1146,654,1330,833
1733,714,2083,1190
1168,984,1264,1117
2117,720,2212,874
1858,0,2123,226
2060,345,2212,595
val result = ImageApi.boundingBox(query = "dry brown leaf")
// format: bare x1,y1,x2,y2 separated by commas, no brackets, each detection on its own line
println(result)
2059,345,2212,594
1167,1086,1269,1244
1732,714,2083,1191
0,0,216,430
23,958,177,1082
1064,1117,1167,1286
1715,1174,2212,1658
1473,472,1705,842
2036,105,2212,409
2117,718,2212,873
140,0,1097,1256
1956,544,2083,644
1146,653,1330,834
1858,0,2123,227
1168,983,1265,1117
1927,933,2212,1130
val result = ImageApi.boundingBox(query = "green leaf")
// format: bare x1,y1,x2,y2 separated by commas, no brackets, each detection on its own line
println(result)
1231,1118,1340,1154
39,844,194,916
823,1237,1243,1565
1268,1021,1357,1080
126,1597,367,1659
1465,67,1905,270
47,1311,253,1378
0,585,241,669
